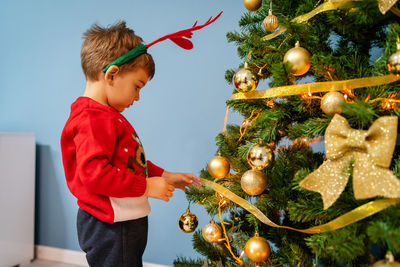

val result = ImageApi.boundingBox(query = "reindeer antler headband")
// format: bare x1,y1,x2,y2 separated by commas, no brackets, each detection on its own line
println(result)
102,11,223,73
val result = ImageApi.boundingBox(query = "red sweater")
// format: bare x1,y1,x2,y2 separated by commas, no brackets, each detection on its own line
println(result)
60,97,164,223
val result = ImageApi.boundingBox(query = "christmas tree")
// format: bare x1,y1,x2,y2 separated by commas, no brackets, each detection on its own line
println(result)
175,0,400,266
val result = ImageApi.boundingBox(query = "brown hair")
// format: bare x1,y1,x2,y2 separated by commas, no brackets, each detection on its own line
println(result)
80,21,155,81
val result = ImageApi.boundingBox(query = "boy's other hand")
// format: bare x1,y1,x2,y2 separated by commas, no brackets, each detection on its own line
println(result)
145,177,175,202
162,171,202,191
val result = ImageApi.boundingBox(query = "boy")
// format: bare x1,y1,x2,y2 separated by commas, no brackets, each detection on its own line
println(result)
60,21,202,266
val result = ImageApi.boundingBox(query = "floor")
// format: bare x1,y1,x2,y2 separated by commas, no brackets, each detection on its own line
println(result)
20,259,166,267
21,259,85,267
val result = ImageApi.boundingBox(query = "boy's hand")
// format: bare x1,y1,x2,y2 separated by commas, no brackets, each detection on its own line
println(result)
144,177,175,202
162,171,202,191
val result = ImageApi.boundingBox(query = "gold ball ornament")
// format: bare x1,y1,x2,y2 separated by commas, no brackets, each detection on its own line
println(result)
233,63,259,93
373,252,400,267
247,143,273,170
178,208,198,233
202,219,222,243
241,169,268,195
320,91,345,116
244,232,271,263
263,9,278,31
387,40,400,76
208,155,230,179
244,0,262,11
283,41,311,76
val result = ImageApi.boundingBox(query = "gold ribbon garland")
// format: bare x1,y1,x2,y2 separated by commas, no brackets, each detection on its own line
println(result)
299,114,400,209
390,6,400,16
230,74,400,101
262,0,355,41
201,178,400,234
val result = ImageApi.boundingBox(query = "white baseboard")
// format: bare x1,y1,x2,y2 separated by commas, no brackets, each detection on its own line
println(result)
35,245,169,267
35,245,87,266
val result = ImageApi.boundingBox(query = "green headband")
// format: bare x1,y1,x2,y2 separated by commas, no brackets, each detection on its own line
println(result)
101,11,222,74
102,43,147,73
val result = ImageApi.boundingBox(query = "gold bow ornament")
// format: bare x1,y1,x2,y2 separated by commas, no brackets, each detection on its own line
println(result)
299,114,400,209
378,0,399,14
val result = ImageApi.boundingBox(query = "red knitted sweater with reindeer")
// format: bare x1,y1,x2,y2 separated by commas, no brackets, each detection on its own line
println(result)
60,97,164,223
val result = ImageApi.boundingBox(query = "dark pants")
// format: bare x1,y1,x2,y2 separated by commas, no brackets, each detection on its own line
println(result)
77,208,148,267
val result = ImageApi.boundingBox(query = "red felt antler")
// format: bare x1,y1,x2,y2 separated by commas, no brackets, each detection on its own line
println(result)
145,11,223,50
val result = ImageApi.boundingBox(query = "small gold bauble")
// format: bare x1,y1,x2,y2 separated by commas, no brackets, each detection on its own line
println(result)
202,219,222,243
241,169,268,195
283,41,311,76
233,64,259,93
208,155,230,179
178,208,198,233
387,41,400,76
372,252,400,267
244,0,262,11
244,232,271,263
263,9,278,31
320,91,345,116
247,144,273,170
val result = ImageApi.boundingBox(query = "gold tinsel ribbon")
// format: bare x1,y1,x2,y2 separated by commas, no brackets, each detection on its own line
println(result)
201,178,400,234
230,74,400,101
262,0,355,41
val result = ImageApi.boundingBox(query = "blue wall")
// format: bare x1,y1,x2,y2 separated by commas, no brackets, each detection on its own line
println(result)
0,1,249,265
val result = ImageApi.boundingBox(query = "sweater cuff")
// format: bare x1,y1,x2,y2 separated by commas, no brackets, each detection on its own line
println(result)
130,174,147,196
147,160,164,177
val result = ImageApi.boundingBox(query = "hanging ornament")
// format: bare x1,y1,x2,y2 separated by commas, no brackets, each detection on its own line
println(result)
241,169,268,195
233,62,259,93
387,36,400,76
320,91,345,116
208,154,230,179
244,0,262,11
244,232,271,264
373,252,400,267
178,208,198,233
263,2,278,31
283,41,311,76
202,219,222,243
247,143,273,170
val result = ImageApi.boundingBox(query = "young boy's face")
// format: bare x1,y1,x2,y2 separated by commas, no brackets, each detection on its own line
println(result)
106,67,149,112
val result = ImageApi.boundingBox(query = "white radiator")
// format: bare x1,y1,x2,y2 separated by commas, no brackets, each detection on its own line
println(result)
0,133,35,267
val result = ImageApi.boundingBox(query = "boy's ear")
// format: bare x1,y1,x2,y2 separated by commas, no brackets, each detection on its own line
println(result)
104,65,120,85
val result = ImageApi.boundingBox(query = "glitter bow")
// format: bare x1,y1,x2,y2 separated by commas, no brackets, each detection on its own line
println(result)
378,0,398,14
299,114,400,209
